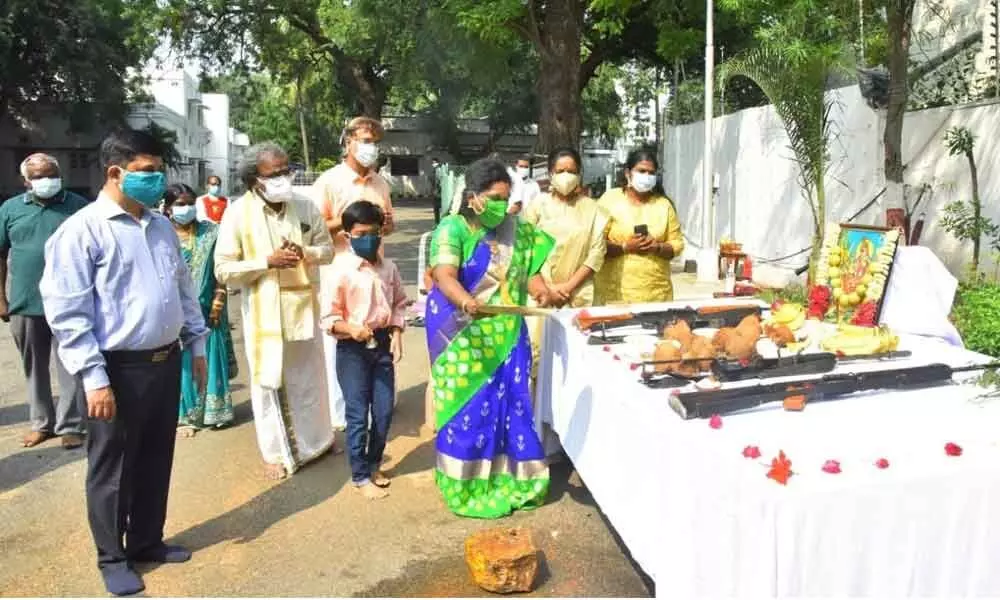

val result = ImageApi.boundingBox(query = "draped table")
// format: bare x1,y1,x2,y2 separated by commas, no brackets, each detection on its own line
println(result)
535,299,1000,597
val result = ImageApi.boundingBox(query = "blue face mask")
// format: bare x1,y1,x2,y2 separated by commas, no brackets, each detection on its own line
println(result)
171,204,196,225
349,233,382,262
121,171,167,208
208,184,221,196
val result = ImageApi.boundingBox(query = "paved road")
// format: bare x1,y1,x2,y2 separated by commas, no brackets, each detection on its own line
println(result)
0,201,651,597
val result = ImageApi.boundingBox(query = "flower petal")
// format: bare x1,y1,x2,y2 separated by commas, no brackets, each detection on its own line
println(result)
708,414,723,429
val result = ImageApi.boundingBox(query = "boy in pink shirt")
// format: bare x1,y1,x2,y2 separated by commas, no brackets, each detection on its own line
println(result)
321,200,407,499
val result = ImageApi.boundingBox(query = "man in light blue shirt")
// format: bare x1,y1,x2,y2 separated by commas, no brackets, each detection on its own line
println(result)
40,128,209,597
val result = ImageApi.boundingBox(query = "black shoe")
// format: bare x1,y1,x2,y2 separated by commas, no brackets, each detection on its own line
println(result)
129,543,192,564
100,564,145,596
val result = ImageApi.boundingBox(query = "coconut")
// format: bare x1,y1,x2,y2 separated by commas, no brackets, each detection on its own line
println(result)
687,335,716,371
724,331,756,361
712,327,735,352
663,320,693,348
735,314,762,340
653,341,683,373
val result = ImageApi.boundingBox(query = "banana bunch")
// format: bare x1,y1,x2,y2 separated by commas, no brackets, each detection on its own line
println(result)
765,302,806,331
819,324,899,356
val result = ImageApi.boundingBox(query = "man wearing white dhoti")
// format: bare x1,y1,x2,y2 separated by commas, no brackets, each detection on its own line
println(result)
215,142,336,480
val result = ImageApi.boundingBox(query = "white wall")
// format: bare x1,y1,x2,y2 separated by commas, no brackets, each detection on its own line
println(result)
664,85,1000,275
201,93,231,193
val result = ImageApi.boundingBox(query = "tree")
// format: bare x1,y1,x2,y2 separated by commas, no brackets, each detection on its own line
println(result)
882,0,917,211
0,0,159,128
940,126,994,273
447,0,684,151
161,0,431,118
721,47,844,281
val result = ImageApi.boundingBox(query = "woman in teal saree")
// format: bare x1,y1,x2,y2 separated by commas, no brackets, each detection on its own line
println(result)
426,158,556,518
163,184,235,434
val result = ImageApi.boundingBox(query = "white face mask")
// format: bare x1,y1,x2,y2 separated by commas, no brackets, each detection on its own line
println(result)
171,204,197,224
353,142,380,168
31,177,63,199
631,172,657,193
259,175,293,203
550,172,580,197
515,167,530,180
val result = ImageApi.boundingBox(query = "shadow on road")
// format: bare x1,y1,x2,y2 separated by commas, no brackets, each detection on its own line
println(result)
0,402,28,426
166,452,347,553
0,444,85,493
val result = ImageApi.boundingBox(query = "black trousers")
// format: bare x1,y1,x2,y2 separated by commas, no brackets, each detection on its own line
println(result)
85,342,181,568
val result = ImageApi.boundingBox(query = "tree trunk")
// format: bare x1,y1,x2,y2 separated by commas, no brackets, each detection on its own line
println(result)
535,0,583,153
329,53,387,118
808,175,827,285
883,0,915,212
295,74,311,169
968,150,981,272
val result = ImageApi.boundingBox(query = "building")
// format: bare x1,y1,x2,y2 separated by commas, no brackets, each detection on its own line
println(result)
0,68,248,201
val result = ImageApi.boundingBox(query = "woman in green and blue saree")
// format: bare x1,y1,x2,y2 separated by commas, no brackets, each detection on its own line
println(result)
163,184,235,436
426,157,557,518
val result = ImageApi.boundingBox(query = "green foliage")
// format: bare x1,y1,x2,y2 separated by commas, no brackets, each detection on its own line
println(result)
939,201,1000,250
758,283,809,306
582,65,625,145
0,0,160,128
945,126,975,157
313,157,338,172
952,280,1000,358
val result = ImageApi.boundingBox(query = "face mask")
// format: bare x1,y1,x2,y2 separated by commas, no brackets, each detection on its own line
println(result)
631,172,657,194
477,197,508,229
31,177,62,199
121,171,167,208
349,233,382,263
259,175,293,203
550,172,580,197
353,142,379,168
171,204,196,225
515,167,530,180
208,184,221,196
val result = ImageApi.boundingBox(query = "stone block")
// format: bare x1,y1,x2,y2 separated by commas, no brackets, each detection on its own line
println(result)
464,527,539,594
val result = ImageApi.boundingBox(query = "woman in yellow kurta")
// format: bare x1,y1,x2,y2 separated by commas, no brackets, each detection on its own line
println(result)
522,147,608,309
595,148,684,304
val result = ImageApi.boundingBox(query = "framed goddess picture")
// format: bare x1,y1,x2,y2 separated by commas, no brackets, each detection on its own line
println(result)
808,223,901,326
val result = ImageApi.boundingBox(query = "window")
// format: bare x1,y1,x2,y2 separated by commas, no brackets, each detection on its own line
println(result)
389,155,420,176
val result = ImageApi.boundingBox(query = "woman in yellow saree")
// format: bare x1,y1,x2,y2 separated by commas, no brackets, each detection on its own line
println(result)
594,148,685,304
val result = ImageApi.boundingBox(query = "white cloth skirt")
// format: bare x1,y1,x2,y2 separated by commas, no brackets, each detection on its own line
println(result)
249,337,334,474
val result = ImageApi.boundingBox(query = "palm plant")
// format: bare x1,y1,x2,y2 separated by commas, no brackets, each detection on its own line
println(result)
719,47,843,283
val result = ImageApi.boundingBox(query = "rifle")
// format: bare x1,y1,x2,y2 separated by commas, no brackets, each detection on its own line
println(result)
638,350,912,388
668,362,1000,420
580,304,762,344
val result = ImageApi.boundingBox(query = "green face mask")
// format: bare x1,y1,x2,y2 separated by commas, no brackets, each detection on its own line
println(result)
478,197,508,229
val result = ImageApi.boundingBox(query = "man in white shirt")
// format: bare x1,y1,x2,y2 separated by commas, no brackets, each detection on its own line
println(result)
507,155,540,215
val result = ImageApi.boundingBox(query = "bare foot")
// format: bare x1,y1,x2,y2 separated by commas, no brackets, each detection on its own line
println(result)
355,482,389,500
22,431,54,448
263,463,287,480
372,470,391,488
176,427,198,439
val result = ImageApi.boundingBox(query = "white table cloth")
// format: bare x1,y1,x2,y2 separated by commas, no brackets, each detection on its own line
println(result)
536,301,1000,597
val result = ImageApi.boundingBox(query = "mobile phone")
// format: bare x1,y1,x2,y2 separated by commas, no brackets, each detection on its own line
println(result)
634,224,649,236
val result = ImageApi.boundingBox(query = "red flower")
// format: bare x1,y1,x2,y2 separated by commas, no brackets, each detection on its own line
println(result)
806,285,832,319
766,451,793,485
850,301,878,327
821,459,842,474
602,345,611,352
708,414,723,429
629,363,639,371
739,358,750,367
945,442,963,457
742,445,761,459
771,300,785,312
875,458,890,469
612,354,621,361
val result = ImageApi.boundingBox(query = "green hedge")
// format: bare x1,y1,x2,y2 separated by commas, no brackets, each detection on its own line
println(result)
951,280,1000,358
